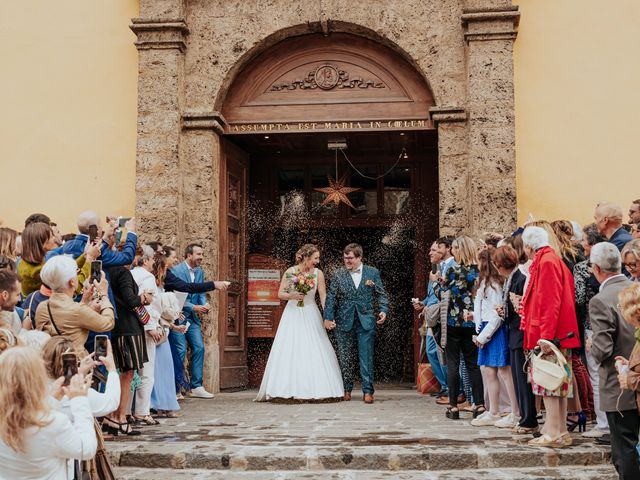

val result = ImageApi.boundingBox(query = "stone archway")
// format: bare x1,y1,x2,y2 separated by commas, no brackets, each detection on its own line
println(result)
131,1,520,392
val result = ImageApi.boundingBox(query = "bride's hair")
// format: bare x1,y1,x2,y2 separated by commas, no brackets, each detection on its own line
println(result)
295,244,319,264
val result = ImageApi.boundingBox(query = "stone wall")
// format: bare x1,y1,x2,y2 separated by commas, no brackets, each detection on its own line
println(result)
132,0,519,392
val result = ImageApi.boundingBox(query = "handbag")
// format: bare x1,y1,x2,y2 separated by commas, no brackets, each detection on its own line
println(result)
530,339,568,391
83,419,116,480
416,337,441,394
134,305,151,325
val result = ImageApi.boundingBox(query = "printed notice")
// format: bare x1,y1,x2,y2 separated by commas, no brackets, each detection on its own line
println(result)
247,269,281,306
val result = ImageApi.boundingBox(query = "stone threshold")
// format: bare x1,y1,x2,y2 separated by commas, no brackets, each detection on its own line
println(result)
115,465,617,480
108,442,611,472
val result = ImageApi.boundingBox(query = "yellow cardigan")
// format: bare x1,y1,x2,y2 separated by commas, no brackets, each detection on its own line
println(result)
18,254,89,297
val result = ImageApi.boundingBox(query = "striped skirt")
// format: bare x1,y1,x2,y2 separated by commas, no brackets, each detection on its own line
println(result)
113,334,148,372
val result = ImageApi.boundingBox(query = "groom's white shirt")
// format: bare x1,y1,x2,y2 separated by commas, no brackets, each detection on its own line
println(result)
349,264,363,289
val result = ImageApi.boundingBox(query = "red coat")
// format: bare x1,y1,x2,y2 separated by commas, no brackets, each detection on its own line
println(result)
521,246,581,350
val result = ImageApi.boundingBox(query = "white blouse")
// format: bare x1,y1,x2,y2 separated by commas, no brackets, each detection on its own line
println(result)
473,280,504,345
0,396,97,480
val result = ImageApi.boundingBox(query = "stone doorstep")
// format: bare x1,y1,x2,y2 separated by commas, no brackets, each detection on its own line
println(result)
107,442,611,471
114,465,619,480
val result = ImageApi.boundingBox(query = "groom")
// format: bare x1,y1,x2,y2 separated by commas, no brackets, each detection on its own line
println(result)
324,243,389,404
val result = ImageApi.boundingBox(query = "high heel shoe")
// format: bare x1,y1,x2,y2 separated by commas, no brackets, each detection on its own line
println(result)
103,417,142,436
566,411,587,433
446,407,460,420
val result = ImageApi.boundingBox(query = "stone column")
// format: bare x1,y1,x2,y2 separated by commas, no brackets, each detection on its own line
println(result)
181,112,225,393
430,106,469,236
462,6,520,235
130,11,188,244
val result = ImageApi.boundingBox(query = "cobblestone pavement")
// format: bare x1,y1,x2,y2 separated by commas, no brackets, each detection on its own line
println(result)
109,387,616,479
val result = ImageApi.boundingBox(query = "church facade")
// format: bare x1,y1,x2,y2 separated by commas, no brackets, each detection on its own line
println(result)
130,0,521,391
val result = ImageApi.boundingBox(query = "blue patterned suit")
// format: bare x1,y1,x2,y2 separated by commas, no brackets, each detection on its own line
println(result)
325,265,389,395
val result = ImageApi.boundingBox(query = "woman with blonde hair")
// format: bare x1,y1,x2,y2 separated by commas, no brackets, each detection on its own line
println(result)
256,243,344,401
0,346,97,479
0,326,20,354
434,235,484,419
551,220,585,272
0,227,18,262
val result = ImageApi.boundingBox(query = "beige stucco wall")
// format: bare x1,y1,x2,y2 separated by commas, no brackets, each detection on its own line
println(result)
513,0,640,225
0,1,139,233
1,0,638,232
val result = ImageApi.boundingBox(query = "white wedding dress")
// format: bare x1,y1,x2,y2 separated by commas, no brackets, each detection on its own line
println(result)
256,268,344,401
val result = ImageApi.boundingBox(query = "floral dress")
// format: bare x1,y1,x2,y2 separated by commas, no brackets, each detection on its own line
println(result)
434,264,479,327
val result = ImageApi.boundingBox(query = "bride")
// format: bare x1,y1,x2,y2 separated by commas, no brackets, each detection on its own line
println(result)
256,244,344,401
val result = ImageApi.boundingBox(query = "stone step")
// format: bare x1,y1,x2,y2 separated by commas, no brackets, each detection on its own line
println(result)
114,465,618,480
107,441,611,472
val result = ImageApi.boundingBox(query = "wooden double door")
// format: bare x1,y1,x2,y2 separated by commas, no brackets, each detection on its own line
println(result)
218,138,249,389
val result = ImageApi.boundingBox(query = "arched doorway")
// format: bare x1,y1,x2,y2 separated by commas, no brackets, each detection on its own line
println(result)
217,32,438,389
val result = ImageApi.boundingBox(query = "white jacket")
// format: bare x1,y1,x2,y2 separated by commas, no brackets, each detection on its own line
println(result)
473,280,504,345
0,396,97,480
131,267,160,331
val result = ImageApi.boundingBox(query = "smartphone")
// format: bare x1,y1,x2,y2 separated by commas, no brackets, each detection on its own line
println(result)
431,264,439,275
61,353,78,386
88,224,99,243
90,260,102,284
94,335,108,359
118,216,131,228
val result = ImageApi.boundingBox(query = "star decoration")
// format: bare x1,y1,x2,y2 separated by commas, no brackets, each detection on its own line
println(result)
313,174,361,209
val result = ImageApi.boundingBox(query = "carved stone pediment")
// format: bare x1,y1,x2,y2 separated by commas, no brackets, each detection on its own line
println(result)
270,64,386,91
221,33,434,125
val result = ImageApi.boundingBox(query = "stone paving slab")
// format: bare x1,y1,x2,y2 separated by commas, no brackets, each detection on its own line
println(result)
107,388,615,475
115,465,618,480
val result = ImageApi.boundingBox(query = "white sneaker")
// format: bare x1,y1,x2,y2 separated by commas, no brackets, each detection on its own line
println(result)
494,412,519,429
189,387,214,399
471,411,501,427
582,428,608,438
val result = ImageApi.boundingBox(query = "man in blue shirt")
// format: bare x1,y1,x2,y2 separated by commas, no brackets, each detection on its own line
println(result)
415,237,458,399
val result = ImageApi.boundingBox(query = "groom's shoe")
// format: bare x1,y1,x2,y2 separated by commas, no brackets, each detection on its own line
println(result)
363,394,374,404
343,392,352,401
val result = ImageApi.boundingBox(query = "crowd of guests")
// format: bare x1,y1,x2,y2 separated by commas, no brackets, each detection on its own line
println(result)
0,211,229,479
416,200,640,478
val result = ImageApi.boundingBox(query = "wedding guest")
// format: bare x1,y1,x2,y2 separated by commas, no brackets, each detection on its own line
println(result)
574,223,609,438
0,227,18,262
621,239,640,282
526,220,562,255
616,284,640,466
413,240,448,399
628,199,640,225
551,220,586,273
0,326,19,354
151,251,186,416
0,346,97,480
17,222,58,296
35,255,114,356
494,245,538,434
631,222,640,240
471,249,519,428
43,336,120,420
168,244,229,399
103,261,151,436
594,202,633,251
521,226,580,448
129,245,163,425
434,235,484,420
587,242,637,475
24,212,51,227
0,269,23,335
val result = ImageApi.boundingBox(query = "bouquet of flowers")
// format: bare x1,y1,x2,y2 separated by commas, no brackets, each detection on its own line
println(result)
286,270,316,307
